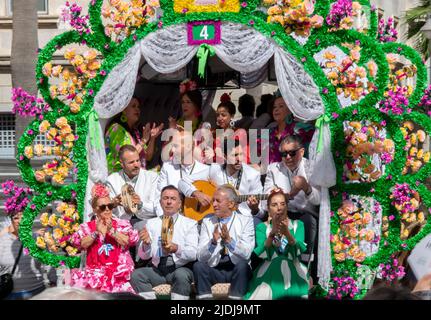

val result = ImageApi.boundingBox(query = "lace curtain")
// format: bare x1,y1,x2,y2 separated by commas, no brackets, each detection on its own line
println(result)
88,22,335,286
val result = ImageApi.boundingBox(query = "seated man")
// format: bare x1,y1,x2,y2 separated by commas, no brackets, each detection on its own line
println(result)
130,185,199,300
193,185,255,300
263,135,320,280
106,145,158,223
156,130,210,216
179,137,265,225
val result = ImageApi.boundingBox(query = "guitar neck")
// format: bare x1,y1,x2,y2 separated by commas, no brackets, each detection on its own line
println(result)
237,194,269,203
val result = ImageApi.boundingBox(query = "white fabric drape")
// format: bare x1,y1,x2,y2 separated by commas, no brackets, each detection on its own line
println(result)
89,22,336,284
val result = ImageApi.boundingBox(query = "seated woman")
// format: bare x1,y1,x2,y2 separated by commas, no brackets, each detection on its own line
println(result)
70,183,139,293
105,96,163,173
244,190,309,300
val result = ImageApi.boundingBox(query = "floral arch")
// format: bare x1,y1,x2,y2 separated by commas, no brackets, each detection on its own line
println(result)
14,0,431,299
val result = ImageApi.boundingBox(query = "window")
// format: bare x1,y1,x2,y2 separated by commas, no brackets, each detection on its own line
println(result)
0,114,15,159
7,0,48,15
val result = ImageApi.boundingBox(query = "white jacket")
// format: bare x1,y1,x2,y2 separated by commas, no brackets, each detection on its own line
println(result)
197,212,255,267
106,169,158,220
178,163,265,218
137,214,199,268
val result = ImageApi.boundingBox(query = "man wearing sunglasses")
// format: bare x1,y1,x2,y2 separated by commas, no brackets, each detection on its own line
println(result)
106,144,159,223
263,135,320,283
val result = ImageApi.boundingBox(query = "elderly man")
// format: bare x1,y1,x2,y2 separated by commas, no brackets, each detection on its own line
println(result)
193,185,255,300
156,130,211,216
106,145,158,223
263,135,320,280
130,185,199,300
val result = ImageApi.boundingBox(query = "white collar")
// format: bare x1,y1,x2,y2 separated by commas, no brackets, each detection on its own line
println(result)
121,170,139,183
281,159,302,175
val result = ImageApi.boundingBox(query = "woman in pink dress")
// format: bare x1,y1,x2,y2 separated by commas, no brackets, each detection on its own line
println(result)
70,184,139,293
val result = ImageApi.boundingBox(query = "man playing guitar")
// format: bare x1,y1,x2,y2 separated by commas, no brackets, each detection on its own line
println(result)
179,137,265,225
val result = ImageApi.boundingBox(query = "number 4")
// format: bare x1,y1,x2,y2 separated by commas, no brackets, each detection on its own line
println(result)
200,25,209,40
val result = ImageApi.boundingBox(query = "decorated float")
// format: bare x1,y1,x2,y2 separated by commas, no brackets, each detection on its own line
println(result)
10,0,431,299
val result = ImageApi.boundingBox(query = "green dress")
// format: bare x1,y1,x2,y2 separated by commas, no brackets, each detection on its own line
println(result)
105,123,145,174
244,220,309,300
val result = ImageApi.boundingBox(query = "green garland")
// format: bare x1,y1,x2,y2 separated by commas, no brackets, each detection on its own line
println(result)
14,0,431,297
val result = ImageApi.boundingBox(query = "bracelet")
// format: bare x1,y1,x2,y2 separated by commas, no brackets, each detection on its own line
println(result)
91,231,98,240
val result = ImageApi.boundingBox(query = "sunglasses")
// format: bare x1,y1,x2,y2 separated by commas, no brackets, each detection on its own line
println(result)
280,148,301,158
98,203,114,211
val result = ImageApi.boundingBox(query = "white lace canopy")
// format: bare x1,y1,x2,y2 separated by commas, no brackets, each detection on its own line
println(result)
89,22,335,288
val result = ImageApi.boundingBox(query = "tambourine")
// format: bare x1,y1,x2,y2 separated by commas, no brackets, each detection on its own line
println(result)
121,184,138,215
161,215,174,246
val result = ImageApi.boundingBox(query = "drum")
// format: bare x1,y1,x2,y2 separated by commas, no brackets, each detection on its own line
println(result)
161,215,174,246
121,184,138,215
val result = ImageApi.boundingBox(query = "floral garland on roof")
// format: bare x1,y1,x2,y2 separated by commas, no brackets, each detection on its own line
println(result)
11,0,431,298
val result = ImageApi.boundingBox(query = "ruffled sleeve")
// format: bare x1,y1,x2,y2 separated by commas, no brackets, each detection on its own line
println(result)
105,123,132,174
70,222,92,250
114,218,139,248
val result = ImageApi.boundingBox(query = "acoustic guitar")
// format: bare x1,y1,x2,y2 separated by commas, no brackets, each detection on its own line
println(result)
183,180,270,221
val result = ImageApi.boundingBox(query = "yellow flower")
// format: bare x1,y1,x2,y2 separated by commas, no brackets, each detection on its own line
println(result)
24,146,33,159
36,236,46,249
52,65,63,77
417,130,426,143
72,223,80,232
53,228,64,240
423,152,430,163
334,252,346,262
56,202,68,213
87,59,101,71
34,144,44,157
70,102,80,114
60,126,72,136
42,62,52,77
418,212,425,222
57,166,69,178
412,160,423,173
49,85,58,99
268,5,282,15
55,117,68,129
48,214,57,227
367,61,377,77
83,49,98,61
71,55,84,67
65,133,76,142
47,127,58,140
409,147,418,157
52,174,65,185
66,246,78,256
40,212,49,227
325,61,337,69
39,120,50,134
400,127,408,138
383,139,394,152
64,48,76,60
349,121,362,131
417,149,424,159
410,133,417,145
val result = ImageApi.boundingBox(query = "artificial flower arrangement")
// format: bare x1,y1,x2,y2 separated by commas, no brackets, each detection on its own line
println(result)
43,47,102,114
263,0,323,37
343,121,394,183
390,183,427,240
36,201,79,256
58,1,91,35
401,121,430,174
331,195,382,263
418,85,431,116
173,0,240,14
1,180,33,215
326,0,362,32
386,53,417,92
24,117,76,185
378,17,398,43
376,255,405,284
327,275,359,299
102,0,159,43
321,46,375,102
11,88,51,119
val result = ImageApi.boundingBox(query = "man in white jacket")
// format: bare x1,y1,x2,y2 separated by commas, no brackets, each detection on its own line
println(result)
130,185,199,300
193,185,255,300
106,145,158,223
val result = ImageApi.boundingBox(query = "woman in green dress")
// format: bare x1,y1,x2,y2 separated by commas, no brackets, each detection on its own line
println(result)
104,97,163,174
244,191,309,300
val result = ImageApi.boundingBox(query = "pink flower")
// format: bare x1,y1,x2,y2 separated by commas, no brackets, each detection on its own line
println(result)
388,215,395,221
241,2,247,8
332,112,339,119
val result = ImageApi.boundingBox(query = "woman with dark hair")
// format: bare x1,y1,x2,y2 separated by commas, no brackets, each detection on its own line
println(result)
266,92,315,163
244,190,309,300
70,183,139,293
201,93,250,164
105,96,164,174
169,80,203,134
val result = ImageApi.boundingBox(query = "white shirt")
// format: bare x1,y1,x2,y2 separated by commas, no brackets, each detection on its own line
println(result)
263,158,320,217
155,160,210,216
137,213,199,268
178,163,265,218
106,168,158,220
197,211,255,267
